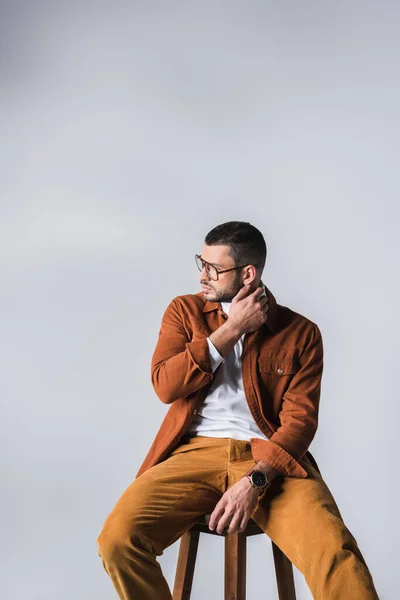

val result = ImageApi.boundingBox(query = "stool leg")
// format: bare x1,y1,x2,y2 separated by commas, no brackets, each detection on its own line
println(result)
173,529,200,600
225,531,247,600
272,541,296,600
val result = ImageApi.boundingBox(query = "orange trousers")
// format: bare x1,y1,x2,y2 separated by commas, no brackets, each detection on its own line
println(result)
96,435,380,599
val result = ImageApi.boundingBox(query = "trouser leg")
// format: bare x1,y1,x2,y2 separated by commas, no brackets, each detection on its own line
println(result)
97,436,380,599
96,436,229,600
247,457,380,599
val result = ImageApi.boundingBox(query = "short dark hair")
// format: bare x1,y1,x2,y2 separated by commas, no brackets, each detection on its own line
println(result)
204,221,267,275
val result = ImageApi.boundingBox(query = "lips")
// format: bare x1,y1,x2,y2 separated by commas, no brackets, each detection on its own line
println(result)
202,285,212,291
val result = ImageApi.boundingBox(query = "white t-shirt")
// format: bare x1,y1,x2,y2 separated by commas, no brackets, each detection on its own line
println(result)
186,285,269,441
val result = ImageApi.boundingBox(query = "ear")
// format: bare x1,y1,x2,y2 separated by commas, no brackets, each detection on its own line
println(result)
242,265,260,286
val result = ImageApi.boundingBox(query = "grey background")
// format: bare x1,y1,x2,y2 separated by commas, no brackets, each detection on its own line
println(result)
1,1,398,598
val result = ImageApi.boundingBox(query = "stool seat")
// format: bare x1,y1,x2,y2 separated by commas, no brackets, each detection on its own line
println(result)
173,513,296,600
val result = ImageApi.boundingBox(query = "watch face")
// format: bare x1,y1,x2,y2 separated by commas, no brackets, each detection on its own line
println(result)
251,470,267,487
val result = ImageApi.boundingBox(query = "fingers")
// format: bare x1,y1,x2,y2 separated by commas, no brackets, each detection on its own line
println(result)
251,286,264,298
215,513,232,535
227,511,243,534
209,504,249,535
252,287,267,304
233,284,253,300
215,511,249,535
234,285,265,303
239,513,249,533
209,503,243,535
208,503,226,531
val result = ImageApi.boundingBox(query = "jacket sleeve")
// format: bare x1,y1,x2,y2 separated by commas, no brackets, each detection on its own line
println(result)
251,324,324,478
151,298,216,404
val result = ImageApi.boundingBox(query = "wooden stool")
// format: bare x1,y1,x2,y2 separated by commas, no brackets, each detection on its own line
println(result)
173,514,296,600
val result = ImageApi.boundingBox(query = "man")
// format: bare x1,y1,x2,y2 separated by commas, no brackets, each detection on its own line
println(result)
97,220,379,599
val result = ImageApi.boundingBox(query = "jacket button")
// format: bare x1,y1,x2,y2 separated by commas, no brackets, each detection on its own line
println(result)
193,409,198,415
277,367,284,374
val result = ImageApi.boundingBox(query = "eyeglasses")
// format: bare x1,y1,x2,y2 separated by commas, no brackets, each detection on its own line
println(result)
195,253,261,281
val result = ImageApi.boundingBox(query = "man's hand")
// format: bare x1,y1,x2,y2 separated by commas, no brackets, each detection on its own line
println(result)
229,284,269,335
207,476,260,535
208,284,268,358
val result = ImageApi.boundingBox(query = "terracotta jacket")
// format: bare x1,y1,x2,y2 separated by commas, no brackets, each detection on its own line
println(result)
135,284,324,480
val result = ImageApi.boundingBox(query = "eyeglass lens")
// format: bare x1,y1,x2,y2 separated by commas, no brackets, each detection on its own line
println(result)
195,255,218,280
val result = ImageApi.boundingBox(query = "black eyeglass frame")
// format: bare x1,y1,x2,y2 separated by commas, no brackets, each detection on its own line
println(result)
195,253,262,281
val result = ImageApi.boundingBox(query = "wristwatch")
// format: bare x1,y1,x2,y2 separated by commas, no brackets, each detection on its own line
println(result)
245,469,269,495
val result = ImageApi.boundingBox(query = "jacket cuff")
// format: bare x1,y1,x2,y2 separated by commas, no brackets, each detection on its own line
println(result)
185,338,214,375
250,438,308,478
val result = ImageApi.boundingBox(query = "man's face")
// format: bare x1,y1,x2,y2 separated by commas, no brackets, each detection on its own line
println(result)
198,244,249,303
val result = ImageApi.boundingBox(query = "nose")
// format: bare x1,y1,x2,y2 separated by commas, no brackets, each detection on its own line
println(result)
200,265,211,283
200,277,212,287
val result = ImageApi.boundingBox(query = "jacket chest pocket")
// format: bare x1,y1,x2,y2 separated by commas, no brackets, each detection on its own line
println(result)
257,357,299,408
257,358,299,377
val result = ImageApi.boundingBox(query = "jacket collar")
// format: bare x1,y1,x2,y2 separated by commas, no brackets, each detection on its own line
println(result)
202,281,278,333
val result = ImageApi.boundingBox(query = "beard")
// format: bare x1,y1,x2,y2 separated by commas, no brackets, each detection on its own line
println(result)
202,273,243,303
